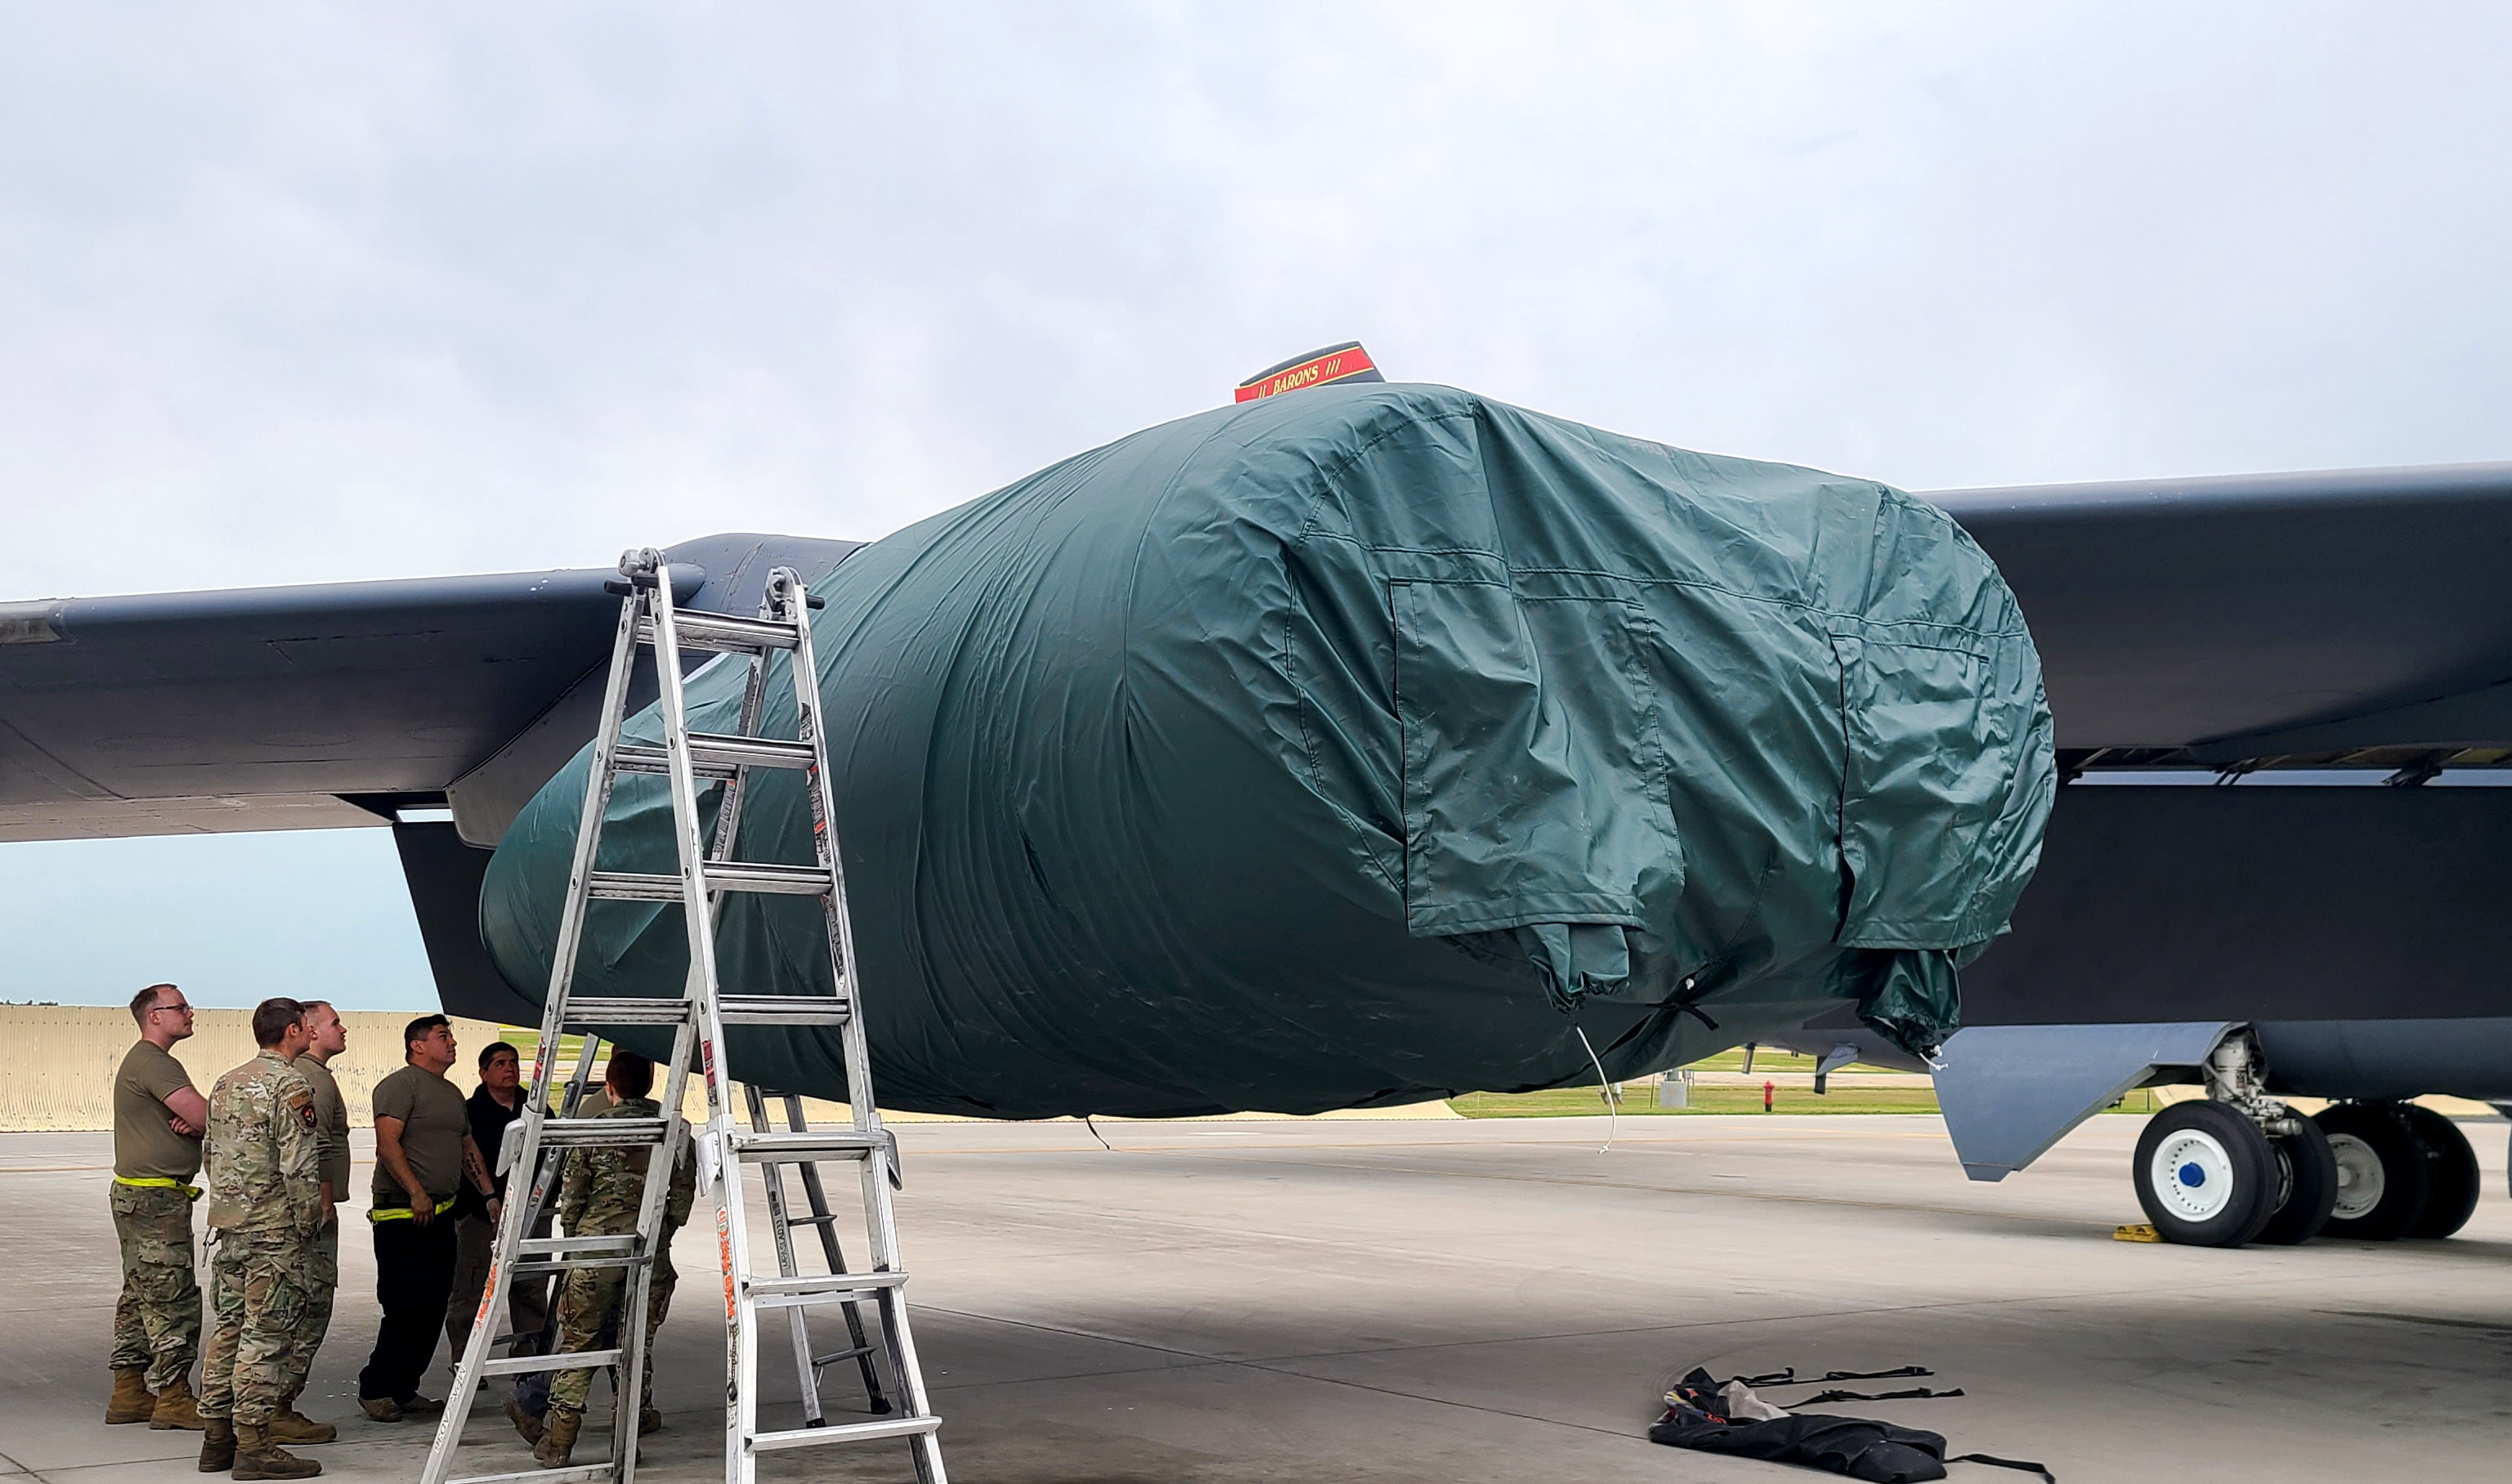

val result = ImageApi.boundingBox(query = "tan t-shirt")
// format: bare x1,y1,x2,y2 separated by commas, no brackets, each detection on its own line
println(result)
293,1053,352,1197
114,1039,204,1182
371,1063,468,1205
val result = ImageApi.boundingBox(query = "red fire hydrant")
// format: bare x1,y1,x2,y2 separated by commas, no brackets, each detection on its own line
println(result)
1762,1079,1775,1113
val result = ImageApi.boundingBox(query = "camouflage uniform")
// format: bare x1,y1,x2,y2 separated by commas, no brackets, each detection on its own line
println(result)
546,1097,696,1416
283,1053,350,1398
199,1052,325,1427
110,1039,205,1394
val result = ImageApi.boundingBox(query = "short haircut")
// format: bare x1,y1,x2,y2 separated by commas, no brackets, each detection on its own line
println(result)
252,997,307,1049
604,1049,656,1100
403,1013,451,1058
300,999,334,1019
130,983,177,1026
479,1040,520,1071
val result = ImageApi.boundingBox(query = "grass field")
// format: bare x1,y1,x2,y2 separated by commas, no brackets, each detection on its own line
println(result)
1445,1072,2185,1118
1449,1084,1949,1117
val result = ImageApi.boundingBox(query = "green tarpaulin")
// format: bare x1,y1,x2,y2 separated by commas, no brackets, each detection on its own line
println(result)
481,383,2053,1117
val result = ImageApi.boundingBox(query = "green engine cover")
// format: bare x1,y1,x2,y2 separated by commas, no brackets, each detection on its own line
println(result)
481,383,2053,1117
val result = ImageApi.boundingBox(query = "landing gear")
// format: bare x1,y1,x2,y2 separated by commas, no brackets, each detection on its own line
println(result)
2133,1101,2277,1247
2399,1105,2481,1240
2253,1115,2339,1246
2315,1103,2432,1241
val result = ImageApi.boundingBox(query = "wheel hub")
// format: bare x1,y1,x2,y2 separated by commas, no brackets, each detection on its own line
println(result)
2327,1131,2385,1220
2149,1128,2237,1222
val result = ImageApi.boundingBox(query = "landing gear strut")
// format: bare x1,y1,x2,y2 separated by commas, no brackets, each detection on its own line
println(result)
2131,1030,2337,1247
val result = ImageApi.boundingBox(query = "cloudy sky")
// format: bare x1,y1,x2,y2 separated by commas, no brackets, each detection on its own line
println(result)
5,3,2508,1009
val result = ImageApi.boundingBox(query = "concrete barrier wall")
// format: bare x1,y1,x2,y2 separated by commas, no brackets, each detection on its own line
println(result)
0,1007,1453,1131
0,1006,511,1133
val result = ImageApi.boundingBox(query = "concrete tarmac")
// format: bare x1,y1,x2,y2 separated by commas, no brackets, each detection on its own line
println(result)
5,1113,2506,1482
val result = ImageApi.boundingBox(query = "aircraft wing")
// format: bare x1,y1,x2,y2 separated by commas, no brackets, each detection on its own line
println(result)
1931,460,2512,770
0,533,862,846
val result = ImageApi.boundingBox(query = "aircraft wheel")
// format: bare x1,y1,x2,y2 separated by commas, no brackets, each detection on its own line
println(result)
2399,1106,2481,1240
2134,1101,2277,1246
2315,1103,2432,1241
2253,1114,2339,1245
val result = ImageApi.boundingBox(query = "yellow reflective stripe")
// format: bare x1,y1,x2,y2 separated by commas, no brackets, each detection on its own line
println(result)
366,1196,458,1223
113,1175,203,1200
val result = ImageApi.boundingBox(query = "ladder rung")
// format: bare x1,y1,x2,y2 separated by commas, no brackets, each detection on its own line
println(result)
720,994,852,1026
813,1343,877,1366
585,869,687,902
731,1129,884,1162
518,1234,638,1255
784,1211,844,1227
611,734,817,780
748,1415,941,1454
610,744,720,780
587,864,833,900
448,1465,613,1484
705,861,835,896
557,996,693,1027
477,1346,623,1376
538,1116,670,1149
746,1270,905,1302
508,1253,647,1276
638,611,800,654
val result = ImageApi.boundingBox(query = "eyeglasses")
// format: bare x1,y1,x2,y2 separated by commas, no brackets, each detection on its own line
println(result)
153,1003,194,1016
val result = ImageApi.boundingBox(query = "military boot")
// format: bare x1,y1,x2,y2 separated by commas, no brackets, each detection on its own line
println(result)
106,1366,157,1424
150,1375,208,1430
504,1396,544,1445
534,1406,582,1469
197,1418,236,1473
266,1393,336,1446
639,1406,664,1436
231,1422,322,1480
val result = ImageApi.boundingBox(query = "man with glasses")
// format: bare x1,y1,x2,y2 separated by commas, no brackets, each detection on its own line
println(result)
108,983,212,1430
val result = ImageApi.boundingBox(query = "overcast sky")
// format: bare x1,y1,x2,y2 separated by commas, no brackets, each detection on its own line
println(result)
5,4,2509,1010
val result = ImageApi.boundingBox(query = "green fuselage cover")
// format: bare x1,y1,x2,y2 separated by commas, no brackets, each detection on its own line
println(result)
481,385,2053,1117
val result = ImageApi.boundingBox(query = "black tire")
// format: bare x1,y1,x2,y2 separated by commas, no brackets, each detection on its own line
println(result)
2399,1105,2482,1240
2315,1102,2433,1241
2254,1114,2340,1245
2134,1101,2278,1247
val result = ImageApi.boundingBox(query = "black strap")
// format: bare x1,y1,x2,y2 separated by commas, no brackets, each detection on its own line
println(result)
1735,1364,1937,1389
1800,1385,1964,1404
1950,1453,2055,1482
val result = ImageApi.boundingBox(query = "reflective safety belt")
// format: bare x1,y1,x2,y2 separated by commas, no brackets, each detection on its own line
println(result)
367,1195,458,1223
112,1174,203,1200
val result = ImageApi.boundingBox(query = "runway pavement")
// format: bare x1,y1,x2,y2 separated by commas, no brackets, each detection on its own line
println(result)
4,1112,2506,1482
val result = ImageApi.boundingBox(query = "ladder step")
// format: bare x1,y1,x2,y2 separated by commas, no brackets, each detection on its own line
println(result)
556,996,693,1027
705,861,836,896
584,869,687,902
638,610,800,655
448,1465,613,1484
748,1415,942,1454
517,1235,639,1256
612,733,817,780
585,864,835,902
731,1129,885,1162
720,994,852,1026
476,1346,624,1376
538,1116,670,1149
746,1270,906,1303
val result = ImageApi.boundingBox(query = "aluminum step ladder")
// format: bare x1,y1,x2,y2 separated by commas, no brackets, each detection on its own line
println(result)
420,548,947,1484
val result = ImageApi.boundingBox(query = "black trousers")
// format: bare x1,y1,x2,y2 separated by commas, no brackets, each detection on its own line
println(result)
359,1214,459,1402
